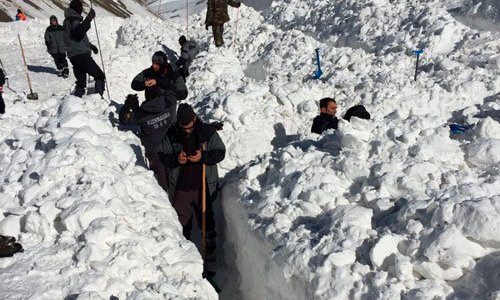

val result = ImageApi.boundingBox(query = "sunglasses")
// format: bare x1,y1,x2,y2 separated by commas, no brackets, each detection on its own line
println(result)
180,123,195,131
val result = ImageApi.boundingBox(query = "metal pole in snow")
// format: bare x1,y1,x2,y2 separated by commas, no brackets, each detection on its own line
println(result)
89,0,111,99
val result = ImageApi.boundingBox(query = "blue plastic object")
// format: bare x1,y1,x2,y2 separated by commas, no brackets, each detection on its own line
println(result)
412,49,423,55
449,123,473,134
313,48,323,79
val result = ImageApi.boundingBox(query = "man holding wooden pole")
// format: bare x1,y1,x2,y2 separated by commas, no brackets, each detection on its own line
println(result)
158,103,226,278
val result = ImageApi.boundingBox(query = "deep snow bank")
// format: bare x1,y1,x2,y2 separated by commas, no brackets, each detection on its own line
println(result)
0,94,217,299
0,16,219,299
213,0,500,299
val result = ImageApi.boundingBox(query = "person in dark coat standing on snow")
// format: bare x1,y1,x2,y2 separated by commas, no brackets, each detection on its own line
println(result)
0,66,5,114
311,97,339,134
175,35,198,80
131,51,188,120
158,104,226,278
118,91,177,192
126,51,188,191
205,0,241,47
63,0,105,97
45,15,69,78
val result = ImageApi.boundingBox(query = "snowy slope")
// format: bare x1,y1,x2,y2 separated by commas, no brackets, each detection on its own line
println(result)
218,0,500,299
0,17,217,299
0,0,155,22
0,0,499,299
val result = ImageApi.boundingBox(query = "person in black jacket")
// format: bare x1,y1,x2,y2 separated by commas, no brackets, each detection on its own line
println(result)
0,66,5,114
45,15,69,78
119,92,175,192
64,0,105,97
131,51,188,121
311,97,339,134
158,104,226,278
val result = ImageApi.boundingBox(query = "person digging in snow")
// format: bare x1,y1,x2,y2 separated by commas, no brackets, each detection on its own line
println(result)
158,104,225,278
0,235,23,258
175,35,198,80
0,65,5,114
311,97,339,134
205,0,241,47
45,15,69,78
63,0,105,97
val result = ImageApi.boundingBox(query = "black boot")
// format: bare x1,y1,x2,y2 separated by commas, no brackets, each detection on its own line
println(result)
73,86,85,98
62,68,69,78
95,80,105,97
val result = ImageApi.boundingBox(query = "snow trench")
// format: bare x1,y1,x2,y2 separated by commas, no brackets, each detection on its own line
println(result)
1,0,500,299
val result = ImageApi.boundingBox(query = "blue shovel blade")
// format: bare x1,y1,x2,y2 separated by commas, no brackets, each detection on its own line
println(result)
314,69,323,79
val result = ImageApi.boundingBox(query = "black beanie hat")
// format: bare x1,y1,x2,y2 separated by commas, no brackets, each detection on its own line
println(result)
177,104,195,126
179,35,187,45
152,51,167,66
69,0,83,14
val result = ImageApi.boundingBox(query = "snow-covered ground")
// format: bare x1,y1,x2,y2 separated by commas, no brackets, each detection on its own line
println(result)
0,0,499,299
0,0,155,21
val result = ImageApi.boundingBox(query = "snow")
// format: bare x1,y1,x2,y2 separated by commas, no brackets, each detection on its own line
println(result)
0,0,499,299
0,0,155,21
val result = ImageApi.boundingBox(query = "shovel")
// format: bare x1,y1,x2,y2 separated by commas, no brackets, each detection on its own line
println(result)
412,49,423,82
313,48,323,79
17,34,38,100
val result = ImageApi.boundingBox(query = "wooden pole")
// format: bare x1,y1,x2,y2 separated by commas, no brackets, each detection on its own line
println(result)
201,144,207,262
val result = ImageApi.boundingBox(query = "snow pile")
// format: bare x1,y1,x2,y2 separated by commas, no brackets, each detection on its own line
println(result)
0,16,218,299
0,94,216,299
0,0,499,299
210,1,500,299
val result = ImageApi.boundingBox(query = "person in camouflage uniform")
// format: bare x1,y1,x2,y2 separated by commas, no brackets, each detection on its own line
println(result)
205,0,241,47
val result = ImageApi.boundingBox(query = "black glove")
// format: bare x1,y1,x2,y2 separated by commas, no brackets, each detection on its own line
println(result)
125,94,139,109
85,8,96,21
90,44,98,54
209,121,224,131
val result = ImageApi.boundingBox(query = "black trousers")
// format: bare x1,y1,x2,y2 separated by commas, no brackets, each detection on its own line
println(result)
50,53,68,70
0,92,4,114
69,54,105,89
212,25,224,47
174,189,217,274
149,159,168,193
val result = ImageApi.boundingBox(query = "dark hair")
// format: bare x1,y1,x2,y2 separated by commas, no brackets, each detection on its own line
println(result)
17,9,22,13
177,103,196,126
343,105,371,121
152,51,167,66
69,0,83,14
319,98,336,109
179,35,187,45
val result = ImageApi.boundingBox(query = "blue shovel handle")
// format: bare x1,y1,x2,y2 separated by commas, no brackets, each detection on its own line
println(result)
314,48,323,79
